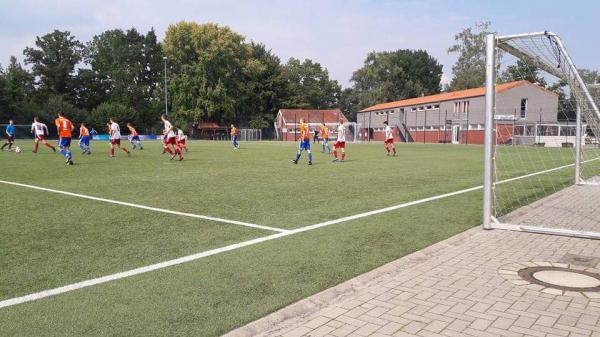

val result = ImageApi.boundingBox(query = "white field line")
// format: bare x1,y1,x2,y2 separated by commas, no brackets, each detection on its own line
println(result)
0,180,287,233
0,159,595,309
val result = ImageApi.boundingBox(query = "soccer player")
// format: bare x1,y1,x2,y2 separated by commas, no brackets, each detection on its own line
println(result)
383,121,397,157
55,115,62,149
333,119,346,162
56,113,74,165
291,118,313,165
161,114,183,161
230,124,239,150
177,128,188,152
31,117,57,153
320,123,331,154
1,119,16,151
79,122,91,154
127,123,143,150
108,119,130,157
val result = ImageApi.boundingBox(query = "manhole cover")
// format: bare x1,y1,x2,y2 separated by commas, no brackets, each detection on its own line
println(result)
498,262,600,298
520,267,600,291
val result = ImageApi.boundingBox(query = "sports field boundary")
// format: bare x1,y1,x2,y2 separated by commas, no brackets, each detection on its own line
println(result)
0,158,595,310
0,179,287,233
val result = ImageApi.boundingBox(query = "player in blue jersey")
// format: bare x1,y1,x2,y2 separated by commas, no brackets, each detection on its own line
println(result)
1,119,16,151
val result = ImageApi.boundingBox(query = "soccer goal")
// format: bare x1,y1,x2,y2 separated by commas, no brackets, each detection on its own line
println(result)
482,31,600,239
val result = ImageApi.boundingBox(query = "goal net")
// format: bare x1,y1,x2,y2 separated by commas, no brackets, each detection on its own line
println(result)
483,32,600,239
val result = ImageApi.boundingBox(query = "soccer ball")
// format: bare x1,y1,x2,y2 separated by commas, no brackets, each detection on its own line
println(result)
14,146,21,153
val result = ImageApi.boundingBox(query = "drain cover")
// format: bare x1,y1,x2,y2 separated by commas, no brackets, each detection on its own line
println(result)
519,266,600,292
498,262,600,298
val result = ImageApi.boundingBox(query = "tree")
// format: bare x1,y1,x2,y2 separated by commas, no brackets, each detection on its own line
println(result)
500,59,547,86
23,30,84,101
281,57,341,109
164,22,251,125
90,102,139,130
0,57,39,123
349,49,443,110
80,28,163,127
447,22,493,90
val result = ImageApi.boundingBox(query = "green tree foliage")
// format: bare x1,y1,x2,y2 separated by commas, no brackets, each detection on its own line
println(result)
500,59,547,86
90,102,139,131
281,57,341,109
349,49,442,110
23,30,84,101
447,22,492,90
164,22,250,125
81,28,163,113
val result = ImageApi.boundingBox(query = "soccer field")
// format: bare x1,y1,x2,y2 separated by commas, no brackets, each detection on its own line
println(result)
0,140,583,336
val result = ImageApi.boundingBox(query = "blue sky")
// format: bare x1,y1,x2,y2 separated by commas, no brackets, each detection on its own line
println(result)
1,0,598,87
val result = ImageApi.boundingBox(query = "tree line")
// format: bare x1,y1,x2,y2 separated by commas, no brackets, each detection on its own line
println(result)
1,21,596,134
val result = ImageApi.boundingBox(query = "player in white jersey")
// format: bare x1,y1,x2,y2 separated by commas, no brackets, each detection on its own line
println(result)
31,117,57,153
332,119,346,162
176,128,189,152
383,121,397,156
161,114,183,161
108,119,130,157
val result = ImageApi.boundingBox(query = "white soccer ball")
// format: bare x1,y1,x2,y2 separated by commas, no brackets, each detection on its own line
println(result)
14,146,21,153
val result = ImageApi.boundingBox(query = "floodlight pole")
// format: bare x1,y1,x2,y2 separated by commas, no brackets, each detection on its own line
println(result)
163,57,168,115
575,105,582,185
483,33,497,230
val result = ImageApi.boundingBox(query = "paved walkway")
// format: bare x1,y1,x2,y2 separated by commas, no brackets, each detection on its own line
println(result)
226,185,600,337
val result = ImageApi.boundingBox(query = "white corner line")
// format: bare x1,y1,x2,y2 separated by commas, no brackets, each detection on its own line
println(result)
0,159,592,309
0,180,288,234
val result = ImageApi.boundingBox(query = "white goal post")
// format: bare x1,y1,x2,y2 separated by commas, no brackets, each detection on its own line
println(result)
482,31,600,239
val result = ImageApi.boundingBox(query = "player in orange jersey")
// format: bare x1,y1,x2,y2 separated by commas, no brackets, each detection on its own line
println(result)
31,117,57,153
56,112,74,165
291,118,313,165
320,123,331,154
230,124,239,150
126,123,143,150
78,122,91,154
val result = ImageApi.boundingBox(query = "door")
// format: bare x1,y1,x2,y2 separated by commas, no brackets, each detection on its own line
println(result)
452,125,460,144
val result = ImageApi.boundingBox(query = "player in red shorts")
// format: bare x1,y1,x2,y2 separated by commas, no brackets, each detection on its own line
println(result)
31,117,57,153
332,119,346,162
161,114,183,161
108,119,130,157
176,127,188,152
383,121,396,157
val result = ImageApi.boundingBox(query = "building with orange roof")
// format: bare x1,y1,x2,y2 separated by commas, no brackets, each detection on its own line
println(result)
357,80,559,145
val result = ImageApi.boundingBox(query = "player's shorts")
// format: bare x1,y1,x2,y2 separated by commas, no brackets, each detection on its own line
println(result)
80,136,90,146
178,138,186,145
322,138,329,143
35,135,45,142
164,136,177,145
384,138,395,145
59,137,72,148
110,138,121,145
334,141,346,149
299,139,311,151
232,135,238,142
5,135,14,142
131,135,140,141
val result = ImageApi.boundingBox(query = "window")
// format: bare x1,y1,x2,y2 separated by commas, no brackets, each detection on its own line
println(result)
433,104,440,110
520,98,528,118
454,102,459,113
411,107,417,112
389,110,395,115
426,105,433,110
418,106,425,111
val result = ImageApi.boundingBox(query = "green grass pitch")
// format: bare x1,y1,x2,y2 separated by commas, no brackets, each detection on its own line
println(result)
0,139,583,336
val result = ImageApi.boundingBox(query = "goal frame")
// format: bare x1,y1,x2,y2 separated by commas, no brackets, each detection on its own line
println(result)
482,31,600,239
